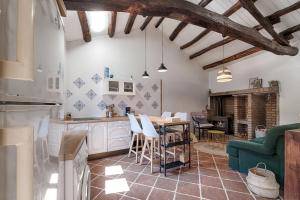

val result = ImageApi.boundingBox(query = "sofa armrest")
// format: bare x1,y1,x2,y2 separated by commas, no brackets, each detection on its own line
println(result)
227,140,273,156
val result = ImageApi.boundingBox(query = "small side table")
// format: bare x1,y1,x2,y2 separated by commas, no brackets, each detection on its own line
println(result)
207,130,226,142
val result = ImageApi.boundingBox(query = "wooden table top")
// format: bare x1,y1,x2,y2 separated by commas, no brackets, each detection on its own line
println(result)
137,116,190,126
59,130,87,161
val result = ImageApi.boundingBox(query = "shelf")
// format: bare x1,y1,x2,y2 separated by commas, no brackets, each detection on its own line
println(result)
160,161,187,169
162,140,190,148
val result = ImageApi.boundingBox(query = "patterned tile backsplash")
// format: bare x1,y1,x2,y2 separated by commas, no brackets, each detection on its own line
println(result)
65,74,161,117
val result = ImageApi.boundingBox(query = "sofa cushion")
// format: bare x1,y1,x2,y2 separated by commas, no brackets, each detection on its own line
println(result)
227,145,238,157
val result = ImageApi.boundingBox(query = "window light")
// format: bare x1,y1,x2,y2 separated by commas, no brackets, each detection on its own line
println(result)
86,11,108,33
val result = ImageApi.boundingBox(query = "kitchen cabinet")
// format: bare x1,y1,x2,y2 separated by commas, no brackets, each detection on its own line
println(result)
88,123,107,154
103,79,136,95
107,121,131,151
67,123,89,132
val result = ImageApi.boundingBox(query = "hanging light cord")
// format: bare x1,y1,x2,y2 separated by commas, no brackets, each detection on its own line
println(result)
145,28,147,71
222,34,225,72
162,23,164,63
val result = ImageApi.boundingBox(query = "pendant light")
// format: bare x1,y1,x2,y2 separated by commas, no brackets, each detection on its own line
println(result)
217,35,232,83
157,22,168,72
142,27,150,78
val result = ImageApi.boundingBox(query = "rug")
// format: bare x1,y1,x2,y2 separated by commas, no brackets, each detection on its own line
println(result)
193,142,227,156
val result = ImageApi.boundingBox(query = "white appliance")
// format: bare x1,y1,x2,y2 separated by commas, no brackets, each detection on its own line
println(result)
0,0,66,200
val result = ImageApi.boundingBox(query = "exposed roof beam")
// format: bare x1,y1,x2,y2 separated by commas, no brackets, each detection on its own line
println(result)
124,13,137,34
77,11,91,42
180,0,247,50
56,0,67,17
169,0,213,41
108,11,117,38
239,0,289,46
269,1,300,22
155,17,165,28
64,0,298,55
140,16,153,31
190,1,300,59
202,24,300,70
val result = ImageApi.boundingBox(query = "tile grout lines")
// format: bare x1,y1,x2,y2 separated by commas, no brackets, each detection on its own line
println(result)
212,155,229,200
237,171,257,200
172,161,182,200
197,150,203,199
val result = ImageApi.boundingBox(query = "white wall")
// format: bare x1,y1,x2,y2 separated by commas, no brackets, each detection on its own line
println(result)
65,28,208,117
209,41,300,125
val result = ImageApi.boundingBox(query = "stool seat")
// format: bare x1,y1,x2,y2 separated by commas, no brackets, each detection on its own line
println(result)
208,130,225,135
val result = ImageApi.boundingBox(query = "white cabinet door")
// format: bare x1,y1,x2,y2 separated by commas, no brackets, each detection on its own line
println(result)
88,123,107,155
67,123,89,132
107,121,131,151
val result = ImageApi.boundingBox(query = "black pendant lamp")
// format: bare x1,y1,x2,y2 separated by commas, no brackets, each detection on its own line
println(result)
142,27,150,78
157,22,168,72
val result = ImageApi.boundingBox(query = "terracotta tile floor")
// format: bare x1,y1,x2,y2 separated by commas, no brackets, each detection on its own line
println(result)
88,147,282,200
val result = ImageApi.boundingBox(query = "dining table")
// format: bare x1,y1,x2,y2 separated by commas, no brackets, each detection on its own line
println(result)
137,115,191,176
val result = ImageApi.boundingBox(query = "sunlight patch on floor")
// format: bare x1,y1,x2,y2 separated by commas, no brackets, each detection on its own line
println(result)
105,165,124,176
105,178,130,194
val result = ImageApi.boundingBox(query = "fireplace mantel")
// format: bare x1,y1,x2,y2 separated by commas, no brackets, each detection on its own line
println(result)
209,86,279,97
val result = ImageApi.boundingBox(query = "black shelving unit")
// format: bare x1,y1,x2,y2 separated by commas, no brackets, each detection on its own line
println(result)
159,123,191,176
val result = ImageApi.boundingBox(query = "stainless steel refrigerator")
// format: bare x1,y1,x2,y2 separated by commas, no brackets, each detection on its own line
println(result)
0,0,66,199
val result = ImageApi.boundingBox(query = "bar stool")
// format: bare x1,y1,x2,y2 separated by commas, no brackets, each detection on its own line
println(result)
161,111,172,119
128,114,144,163
139,115,161,173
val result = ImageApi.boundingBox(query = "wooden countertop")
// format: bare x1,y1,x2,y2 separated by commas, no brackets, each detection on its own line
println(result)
54,116,129,124
59,131,87,161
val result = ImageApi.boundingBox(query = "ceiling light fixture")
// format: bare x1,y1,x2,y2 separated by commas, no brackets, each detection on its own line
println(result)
86,11,108,33
142,27,150,78
157,22,168,72
217,35,232,83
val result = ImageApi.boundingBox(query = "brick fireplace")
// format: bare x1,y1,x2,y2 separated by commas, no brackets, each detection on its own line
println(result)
209,87,279,139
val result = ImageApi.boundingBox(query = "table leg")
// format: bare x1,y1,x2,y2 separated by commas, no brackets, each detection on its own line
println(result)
163,126,166,176
183,124,186,167
159,125,162,173
188,124,191,168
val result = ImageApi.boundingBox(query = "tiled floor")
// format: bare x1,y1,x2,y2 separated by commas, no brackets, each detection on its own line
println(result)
88,146,281,200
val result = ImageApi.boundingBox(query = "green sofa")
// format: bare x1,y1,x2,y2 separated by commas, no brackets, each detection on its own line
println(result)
227,123,300,186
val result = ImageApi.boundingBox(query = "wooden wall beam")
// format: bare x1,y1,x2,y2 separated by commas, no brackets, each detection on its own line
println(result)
140,16,153,31
64,0,298,55
155,17,165,28
239,0,289,46
180,0,246,49
77,11,91,42
169,0,212,41
108,11,117,38
202,24,300,70
124,13,137,34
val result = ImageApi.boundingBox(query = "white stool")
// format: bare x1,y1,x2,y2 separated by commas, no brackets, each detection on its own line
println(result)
128,114,144,163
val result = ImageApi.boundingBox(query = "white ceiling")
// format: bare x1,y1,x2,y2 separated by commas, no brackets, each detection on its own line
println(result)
63,0,300,68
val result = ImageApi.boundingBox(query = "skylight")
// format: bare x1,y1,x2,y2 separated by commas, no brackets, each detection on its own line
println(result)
86,11,108,33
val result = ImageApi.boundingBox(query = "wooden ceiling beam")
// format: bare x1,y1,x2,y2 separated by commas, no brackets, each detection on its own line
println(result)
56,0,67,17
267,2,300,24
180,0,247,50
169,0,213,41
77,11,91,42
108,11,117,38
64,0,298,56
124,13,137,34
140,16,153,31
239,0,289,46
155,17,165,28
190,1,300,59
202,24,300,70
